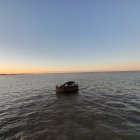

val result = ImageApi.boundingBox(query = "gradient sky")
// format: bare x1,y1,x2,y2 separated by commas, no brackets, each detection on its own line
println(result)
0,0,140,73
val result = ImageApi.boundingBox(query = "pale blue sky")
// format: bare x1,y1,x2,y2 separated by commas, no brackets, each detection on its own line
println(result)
0,0,140,73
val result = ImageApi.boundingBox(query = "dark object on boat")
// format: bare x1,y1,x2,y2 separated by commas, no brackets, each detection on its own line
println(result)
56,81,79,93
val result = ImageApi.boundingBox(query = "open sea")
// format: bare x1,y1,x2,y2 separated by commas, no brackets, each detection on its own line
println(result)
0,72,140,140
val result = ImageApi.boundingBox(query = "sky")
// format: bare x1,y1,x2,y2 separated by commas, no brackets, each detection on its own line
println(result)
0,0,140,73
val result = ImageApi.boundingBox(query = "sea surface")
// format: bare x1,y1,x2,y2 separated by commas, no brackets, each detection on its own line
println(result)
0,72,140,140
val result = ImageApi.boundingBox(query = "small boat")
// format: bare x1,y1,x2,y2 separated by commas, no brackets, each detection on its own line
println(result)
56,81,79,93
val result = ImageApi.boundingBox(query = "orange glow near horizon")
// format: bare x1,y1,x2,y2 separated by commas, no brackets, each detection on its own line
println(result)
0,62,140,74
1,1,140,75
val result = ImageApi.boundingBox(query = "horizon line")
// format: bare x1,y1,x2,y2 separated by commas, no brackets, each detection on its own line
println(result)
0,70,140,75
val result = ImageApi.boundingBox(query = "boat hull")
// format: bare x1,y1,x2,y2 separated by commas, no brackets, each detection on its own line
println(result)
56,86,78,93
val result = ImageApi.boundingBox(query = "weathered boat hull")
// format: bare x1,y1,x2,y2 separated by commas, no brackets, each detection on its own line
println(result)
56,86,79,93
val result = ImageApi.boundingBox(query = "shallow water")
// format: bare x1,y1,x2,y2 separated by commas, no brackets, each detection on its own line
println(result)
0,72,140,140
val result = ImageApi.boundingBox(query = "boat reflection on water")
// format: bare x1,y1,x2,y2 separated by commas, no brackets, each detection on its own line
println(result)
56,81,79,94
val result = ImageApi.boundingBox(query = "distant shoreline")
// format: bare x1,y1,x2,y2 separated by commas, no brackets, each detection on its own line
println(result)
0,70,140,75
0,73,25,75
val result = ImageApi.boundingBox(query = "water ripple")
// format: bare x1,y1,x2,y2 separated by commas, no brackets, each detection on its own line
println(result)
0,72,140,140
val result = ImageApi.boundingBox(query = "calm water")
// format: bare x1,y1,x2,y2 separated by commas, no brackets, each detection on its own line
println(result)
0,72,140,140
